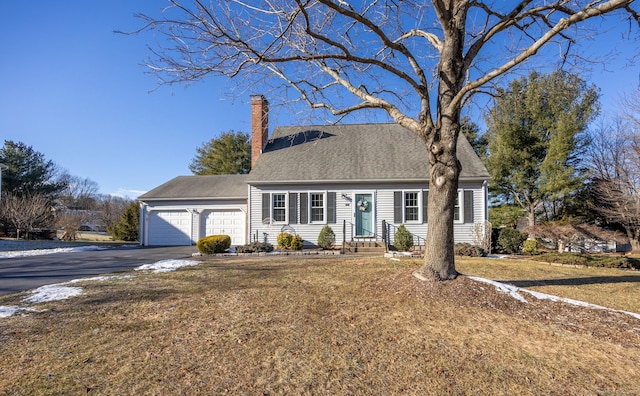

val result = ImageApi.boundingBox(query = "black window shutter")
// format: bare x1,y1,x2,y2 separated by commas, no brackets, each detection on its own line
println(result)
262,193,270,222
289,193,298,224
423,190,429,224
327,192,336,224
464,190,473,223
393,191,402,223
300,192,308,224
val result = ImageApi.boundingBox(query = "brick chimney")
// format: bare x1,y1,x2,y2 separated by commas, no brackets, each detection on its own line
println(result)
251,95,269,167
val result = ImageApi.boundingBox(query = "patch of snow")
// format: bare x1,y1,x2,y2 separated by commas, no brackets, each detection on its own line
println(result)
135,259,200,273
22,285,83,304
64,275,133,284
466,275,640,320
467,276,529,303
0,245,107,259
0,306,19,318
519,288,640,320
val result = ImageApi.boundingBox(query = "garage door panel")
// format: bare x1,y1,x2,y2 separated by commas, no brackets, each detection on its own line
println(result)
203,209,245,246
148,210,192,246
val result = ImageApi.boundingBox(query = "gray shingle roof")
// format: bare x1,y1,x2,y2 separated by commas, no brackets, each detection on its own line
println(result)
247,123,489,184
138,174,249,200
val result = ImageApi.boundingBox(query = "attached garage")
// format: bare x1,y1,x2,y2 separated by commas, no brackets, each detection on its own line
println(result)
148,210,193,246
139,175,248,247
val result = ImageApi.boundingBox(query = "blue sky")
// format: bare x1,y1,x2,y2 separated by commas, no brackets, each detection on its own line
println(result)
1,2,637,199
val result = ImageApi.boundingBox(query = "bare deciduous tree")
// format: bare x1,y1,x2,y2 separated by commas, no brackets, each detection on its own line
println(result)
0,193,53,239
589,113,640,251
134,0,639,280
95,195,132,233
57,173,100,210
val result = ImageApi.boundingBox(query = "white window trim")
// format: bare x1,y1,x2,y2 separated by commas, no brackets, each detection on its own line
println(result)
403,190,422,224
271,192,288,224
454,189,464,224
309,191,327,224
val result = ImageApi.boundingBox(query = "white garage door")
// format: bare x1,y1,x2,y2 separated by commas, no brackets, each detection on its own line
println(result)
203,209,246,246
148,210,192,246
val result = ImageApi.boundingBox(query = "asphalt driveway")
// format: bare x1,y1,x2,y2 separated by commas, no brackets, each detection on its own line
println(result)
0,245,198,296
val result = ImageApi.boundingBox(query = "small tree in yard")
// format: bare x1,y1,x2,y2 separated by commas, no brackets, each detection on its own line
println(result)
109,202,139,242
0,192,53,239
497,228,526,254
317,225,336,250
134,1,639,281
394,225,414,252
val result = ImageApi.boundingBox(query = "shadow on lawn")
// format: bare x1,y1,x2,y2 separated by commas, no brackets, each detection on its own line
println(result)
503,275,640,288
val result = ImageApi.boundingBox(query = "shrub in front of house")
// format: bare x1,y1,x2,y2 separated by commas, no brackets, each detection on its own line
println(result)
497,228,525,254
290,234,304,250
277,232,294,249
197,235,231,254
394,225,414,251
454,242,487,257
317,225,336,250
236,241,274,253
522,239,541,255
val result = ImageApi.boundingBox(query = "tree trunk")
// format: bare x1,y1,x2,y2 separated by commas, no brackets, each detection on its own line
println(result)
414,141,460,280
413,1,467,281
528,207,536,227
557,239,565,253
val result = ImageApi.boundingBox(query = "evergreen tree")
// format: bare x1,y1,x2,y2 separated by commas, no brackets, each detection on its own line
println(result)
109,201,139,241
189,131,251,175
460,116,488,159
484,70,599,226
0,140,66,200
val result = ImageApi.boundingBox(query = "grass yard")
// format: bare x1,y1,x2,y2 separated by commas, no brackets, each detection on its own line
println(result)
0,255,639,395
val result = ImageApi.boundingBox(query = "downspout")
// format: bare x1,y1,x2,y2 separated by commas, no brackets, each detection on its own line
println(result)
246,183,251,245
139,202,146,246
482,180,489,222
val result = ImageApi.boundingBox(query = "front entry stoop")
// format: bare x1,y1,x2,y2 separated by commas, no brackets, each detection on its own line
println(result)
343,241,386,254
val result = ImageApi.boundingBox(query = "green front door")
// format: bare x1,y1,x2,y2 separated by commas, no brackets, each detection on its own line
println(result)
355,193,373,237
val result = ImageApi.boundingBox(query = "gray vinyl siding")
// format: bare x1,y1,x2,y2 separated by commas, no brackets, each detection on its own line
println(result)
248,181,487,247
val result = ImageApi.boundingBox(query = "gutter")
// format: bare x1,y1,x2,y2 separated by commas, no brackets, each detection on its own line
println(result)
246,176,489,185
138,196,248,202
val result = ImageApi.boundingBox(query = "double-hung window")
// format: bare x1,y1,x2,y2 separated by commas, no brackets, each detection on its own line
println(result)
453,190,462,223
310,193,325,223
404,192,420,222
272,193,287,222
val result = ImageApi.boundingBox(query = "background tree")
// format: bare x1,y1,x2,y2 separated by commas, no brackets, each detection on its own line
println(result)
489,205,525,229
460,116,488,159
135,1,638,281
484,70,599,227
96,195,133,233
189,131,251,175
0,192,53,239
109,201,140,242
588,116,640,251
0,140,66,200
57,174,100,210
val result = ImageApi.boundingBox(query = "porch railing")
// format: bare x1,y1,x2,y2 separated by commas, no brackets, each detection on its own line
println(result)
382,220,426,252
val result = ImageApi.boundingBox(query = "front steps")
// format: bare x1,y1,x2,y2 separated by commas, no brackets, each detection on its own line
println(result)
343,241,386,254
